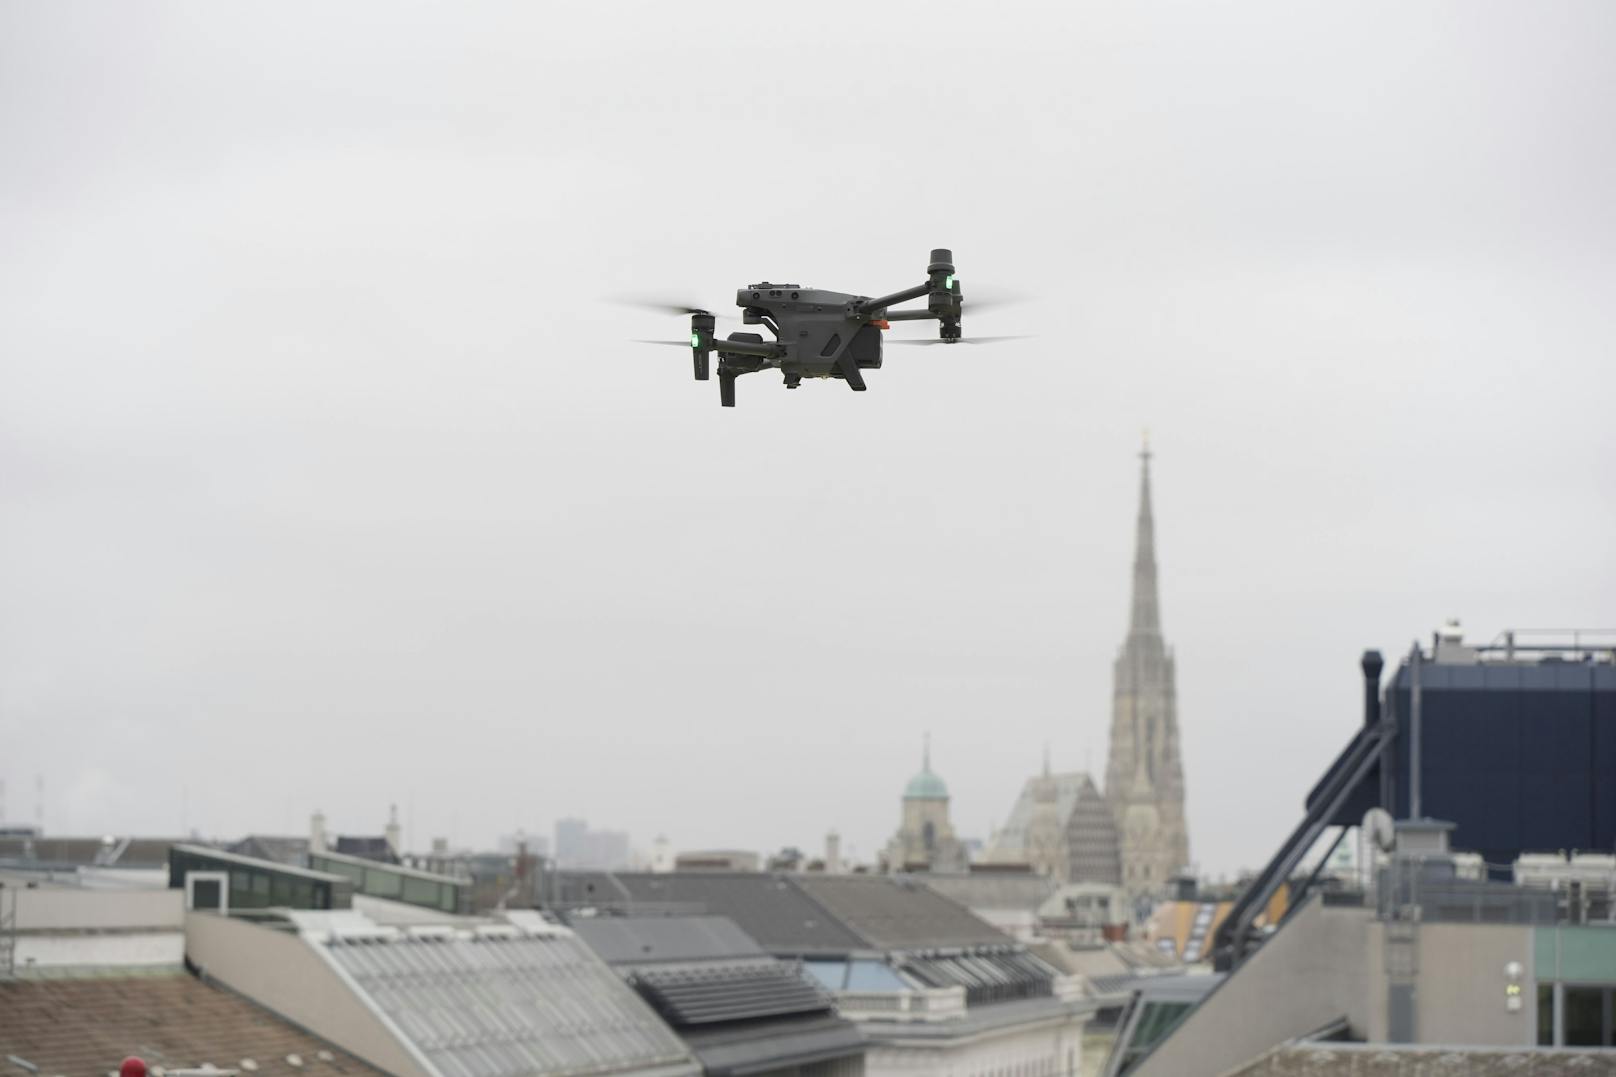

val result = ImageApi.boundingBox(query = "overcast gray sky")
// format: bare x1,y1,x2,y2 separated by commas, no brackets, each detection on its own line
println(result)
3,1,1612,877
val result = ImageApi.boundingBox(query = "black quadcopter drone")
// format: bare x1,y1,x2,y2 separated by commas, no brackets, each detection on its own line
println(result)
630,248,1024,406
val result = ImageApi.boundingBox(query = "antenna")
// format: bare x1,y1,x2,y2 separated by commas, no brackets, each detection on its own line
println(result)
34,774,43,834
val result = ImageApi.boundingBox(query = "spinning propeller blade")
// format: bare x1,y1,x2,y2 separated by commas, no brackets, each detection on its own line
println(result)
955,284,1027,313
888,335,1036,346
632,339,694,347
613,297,730,319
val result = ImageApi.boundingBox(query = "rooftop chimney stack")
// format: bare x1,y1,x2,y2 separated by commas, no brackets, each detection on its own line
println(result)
826,830,843,875
385,803,402,858
310,810,328,854
1362,650,1384,727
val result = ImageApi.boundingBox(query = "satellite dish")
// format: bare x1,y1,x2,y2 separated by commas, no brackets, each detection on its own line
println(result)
1363,808,1396,853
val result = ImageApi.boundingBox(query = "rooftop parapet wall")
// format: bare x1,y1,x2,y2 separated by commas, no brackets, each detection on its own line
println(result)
11,887,183,931
1222,1042,1616,1077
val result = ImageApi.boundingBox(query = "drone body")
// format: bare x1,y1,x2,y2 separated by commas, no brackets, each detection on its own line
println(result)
636,249,1014,406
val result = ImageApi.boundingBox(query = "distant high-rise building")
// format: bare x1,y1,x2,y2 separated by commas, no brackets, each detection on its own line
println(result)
553,817,631,870
1103,439,1191,895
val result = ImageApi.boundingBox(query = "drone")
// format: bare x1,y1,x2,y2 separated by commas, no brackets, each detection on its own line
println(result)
630,249,1024,406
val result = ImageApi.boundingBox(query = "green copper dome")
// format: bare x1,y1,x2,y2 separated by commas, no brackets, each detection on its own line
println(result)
904,768,949,800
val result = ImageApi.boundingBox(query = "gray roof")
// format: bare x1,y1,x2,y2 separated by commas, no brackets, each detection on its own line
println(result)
319,927,698,1077
570,916,866,1076
794,875,1010,950
571,915,766,965
560,871,1016,955
228,835,311,866
681,1015,866,1077
917,872,1060,912
631,963,831,1027
561,872,867,955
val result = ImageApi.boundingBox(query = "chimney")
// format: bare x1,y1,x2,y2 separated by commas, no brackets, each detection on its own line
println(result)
310,810,328,854
825,830,843,875
385,804,402,858
1361,650,1383,727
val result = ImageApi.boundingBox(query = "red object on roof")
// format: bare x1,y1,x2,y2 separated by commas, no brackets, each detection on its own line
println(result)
120,1057,148,1077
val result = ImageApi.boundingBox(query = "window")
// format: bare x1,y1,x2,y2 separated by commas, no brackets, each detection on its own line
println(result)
1565,986,1605,1046
1538,984,1554,1046
1117,1001,1193,1075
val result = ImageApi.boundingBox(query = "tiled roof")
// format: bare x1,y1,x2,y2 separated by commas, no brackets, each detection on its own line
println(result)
0,972,381,1077
794,875,1011,950
1064,776,1122,886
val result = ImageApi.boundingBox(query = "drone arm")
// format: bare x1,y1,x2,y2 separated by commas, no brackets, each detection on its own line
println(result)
854,281,930,315
882,308,941,322
713,337,782,360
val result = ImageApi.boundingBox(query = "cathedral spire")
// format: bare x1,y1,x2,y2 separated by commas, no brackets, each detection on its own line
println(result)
1128,433,1162,637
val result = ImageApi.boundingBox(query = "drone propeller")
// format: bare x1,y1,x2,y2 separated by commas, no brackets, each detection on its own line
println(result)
888,335,1035,346
956,285,1025,314
632,339,694,347
613,297,731,319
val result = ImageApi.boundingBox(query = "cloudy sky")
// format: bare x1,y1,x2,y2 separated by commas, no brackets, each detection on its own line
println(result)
3,1,1612,876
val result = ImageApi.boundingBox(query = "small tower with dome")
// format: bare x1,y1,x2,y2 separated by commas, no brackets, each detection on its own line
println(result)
884,735,967,874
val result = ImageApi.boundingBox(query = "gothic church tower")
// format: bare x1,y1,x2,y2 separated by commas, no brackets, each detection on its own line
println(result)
1104,439,1190,895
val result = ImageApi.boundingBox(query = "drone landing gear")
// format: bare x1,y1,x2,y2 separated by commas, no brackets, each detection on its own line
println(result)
836,355,867,392
716,333,781,408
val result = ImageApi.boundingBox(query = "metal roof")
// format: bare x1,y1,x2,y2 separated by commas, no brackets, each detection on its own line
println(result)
898,951,1058,1005
903,767,949,800
317,925,698,1077
631,963,831,1027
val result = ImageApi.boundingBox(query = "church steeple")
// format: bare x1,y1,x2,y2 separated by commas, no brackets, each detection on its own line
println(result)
1104,434,1190,896
1129,433,1161,638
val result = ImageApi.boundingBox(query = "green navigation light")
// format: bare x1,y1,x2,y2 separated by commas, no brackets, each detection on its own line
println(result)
691,332,701,348
945,274,956,289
